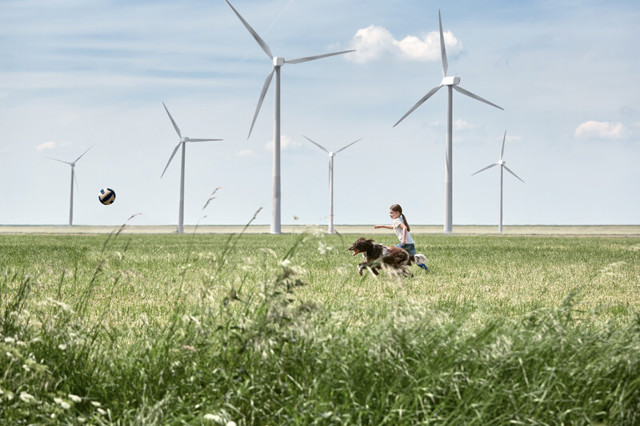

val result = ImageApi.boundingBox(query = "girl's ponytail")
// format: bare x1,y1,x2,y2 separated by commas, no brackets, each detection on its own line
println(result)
401,213,410,232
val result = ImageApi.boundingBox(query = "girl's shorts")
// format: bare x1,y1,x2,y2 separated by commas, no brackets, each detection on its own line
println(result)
396,243,416,255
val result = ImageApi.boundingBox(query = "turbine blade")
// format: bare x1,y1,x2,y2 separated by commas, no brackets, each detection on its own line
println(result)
303,135,329,153
187,138,224,142
225,0,273,59
454,86,504,110
471,163,498,176
248,69,274,139
335,137,363,154
163,102,182,139
287,49,355,64
393,85,443,127
500,130,507,160
439,10,448,77
161,143,181,178
72,145,94,164
503,165,525,183
46,156,73,166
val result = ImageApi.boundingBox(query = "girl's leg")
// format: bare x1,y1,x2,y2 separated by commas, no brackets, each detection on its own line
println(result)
397,243,429,272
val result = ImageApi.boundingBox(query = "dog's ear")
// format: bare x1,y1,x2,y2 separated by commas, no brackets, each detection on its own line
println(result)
366,239,375,244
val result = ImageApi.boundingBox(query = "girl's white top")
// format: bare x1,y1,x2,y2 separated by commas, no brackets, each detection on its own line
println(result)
392,217,415,244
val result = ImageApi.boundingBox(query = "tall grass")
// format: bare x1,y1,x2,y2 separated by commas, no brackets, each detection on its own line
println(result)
1,229,639,424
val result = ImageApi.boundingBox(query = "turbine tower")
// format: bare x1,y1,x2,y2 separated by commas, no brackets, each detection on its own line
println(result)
394,10,503,234
47,146,93,226
225,0,354,234
161,103,222,234
472,131,524,233
304,135,362,234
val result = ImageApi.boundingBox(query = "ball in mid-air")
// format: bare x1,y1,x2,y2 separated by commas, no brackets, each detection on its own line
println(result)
98,188,116,205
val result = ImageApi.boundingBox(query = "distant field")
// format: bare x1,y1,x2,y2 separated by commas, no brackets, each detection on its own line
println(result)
1,224,640,236
1,230,639,423
3,232,638,324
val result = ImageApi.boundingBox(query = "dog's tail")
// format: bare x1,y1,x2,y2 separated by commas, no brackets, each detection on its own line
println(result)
411,254,427,265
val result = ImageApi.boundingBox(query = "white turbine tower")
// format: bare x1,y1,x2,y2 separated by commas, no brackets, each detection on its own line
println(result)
161,103,223,234
225,0,354,235
472,131,524,233
47,145,93,226
394,10,503,234
304,135,362,234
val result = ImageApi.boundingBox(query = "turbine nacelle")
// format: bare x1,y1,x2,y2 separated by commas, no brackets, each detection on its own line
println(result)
442,76,460,86
273,57,285,66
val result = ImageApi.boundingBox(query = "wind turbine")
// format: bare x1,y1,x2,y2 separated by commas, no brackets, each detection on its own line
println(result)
394,10,503,234
304,135,362,234
225,0,355,234
46,145,93,226
472,130,524,233
161,102,223,234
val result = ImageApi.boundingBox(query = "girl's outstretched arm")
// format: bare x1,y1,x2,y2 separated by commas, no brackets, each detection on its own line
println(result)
374,225,393,229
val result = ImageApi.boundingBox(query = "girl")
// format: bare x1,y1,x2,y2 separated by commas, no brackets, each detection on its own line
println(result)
374,204,429,272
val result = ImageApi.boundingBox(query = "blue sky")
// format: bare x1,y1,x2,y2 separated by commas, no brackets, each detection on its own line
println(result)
1,0,638,228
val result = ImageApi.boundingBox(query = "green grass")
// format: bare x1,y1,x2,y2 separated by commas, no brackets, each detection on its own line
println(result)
1,229,639,424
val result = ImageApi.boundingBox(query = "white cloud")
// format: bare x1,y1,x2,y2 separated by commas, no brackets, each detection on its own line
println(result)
574,121,630,140
36,141,56,152
347,25,462,63
506,134,522,143
453,119,477,131
237,149,255,157
264,135,300,152
346,26,395,63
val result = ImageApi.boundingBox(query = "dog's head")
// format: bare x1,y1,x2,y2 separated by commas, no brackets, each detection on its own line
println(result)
348,238,375,256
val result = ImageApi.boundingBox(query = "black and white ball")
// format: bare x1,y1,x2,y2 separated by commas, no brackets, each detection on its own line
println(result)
98,188,116,205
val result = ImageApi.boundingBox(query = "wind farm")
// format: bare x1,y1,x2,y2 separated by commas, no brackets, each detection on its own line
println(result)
1,0,637,229
1,2,639,424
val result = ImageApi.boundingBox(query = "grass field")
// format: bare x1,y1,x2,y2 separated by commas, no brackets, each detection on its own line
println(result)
1,226,639,424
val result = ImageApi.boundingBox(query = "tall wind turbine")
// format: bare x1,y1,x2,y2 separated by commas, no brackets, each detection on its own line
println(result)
47,145,93,226
394,10,503,234
472,131,524,233
225,0,354,234
161,103,222,234
304,135,362,234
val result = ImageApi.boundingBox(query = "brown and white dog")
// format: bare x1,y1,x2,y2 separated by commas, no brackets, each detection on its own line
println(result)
348,237,427,276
